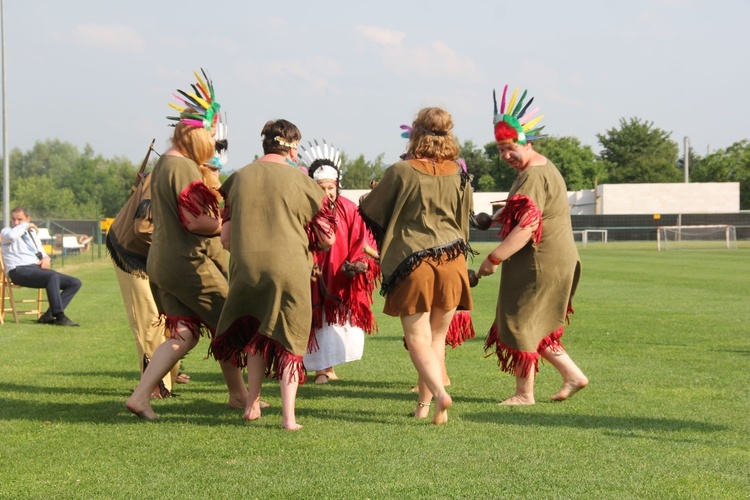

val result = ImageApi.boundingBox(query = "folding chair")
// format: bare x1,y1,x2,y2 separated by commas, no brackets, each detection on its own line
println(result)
0,253,47,324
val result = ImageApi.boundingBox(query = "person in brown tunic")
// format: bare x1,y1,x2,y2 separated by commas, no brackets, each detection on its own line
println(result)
210,120,336,431
126,70,245,420
360,107,473,425
478,85,588,405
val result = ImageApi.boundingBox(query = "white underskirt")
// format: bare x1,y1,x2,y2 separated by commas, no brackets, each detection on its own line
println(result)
304,316,365,371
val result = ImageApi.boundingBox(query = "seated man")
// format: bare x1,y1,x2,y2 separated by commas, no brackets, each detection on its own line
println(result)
1,206,82,326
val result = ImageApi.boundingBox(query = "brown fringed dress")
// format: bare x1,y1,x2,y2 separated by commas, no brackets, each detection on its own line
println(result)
484,160,582,376
359,159,474,321
146,154,228,338
210,160,334,383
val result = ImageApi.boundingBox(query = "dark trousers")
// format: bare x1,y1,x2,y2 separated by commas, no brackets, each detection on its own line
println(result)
8,265,82,316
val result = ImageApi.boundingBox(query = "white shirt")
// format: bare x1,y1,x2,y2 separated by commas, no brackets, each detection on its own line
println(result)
1,222,48,274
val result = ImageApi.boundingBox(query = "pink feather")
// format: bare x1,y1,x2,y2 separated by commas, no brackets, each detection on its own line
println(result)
500,84,508,114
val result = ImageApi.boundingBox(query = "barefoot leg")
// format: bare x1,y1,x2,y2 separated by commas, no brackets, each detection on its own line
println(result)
499,367,536,405
542,347,588,401
280,365,302,431
243,353,265,421
221,359,247,409
402,307,455,425
126,325,198,420
413,378,431,419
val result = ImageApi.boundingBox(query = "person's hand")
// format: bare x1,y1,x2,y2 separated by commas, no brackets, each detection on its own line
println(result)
477,257,498,278
39,256,51,270
27,222,39,233
342,260,368,277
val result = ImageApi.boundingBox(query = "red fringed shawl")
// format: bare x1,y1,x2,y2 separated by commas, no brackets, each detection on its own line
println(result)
309,197,380,348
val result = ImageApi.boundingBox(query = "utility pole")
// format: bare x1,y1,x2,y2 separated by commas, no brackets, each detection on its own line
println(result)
683,136,689,183
1,0,8,226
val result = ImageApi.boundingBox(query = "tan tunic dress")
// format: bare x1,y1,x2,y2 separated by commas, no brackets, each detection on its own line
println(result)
210,160,329,381
485,160,582,375
147,155,228,336
359,159,473,317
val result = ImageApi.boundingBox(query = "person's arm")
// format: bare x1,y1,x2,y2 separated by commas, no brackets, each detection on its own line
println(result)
180,208,222,235
220,220,231,251
1,222,29,243
314,219,336,251
477,219,540,277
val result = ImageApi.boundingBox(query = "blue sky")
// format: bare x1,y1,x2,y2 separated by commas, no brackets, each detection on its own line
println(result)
2,0,748,169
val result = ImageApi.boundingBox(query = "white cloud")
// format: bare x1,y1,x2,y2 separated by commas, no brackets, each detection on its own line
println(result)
72,24,146,54
358,25,482,81
356,25,405,46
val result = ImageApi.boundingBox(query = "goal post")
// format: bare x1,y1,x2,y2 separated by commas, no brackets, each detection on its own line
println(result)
656,224,738,251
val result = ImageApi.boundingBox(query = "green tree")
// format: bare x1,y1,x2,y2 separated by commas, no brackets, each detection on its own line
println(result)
483,141,517,191
459,140,496,191
597,117,681,183
691,139,750,209
12,176,78,218
533,136,606,190
340,152,386,188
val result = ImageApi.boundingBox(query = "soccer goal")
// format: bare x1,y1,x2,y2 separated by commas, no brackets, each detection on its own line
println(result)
656,224,738,251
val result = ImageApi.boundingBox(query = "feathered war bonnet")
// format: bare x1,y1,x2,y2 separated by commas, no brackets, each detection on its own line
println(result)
167,69,221,130
493,84,546,145
301,139,343,185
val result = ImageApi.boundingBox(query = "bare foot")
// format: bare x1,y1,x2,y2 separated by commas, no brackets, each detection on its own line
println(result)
551,377,589,401
324,369,339,381
126,396,158,421
314,374,329,385
259,401,270,409
499,394,535,405
227,394,248,409
175,372,190,384
411,379,450,393
412,402,430,419
432,392,452,425
243,403,262,421
282,419,302,431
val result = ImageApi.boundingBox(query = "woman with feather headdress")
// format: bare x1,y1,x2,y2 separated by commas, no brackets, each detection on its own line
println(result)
478,85,588,405
126,70,246,420
300,140,381,385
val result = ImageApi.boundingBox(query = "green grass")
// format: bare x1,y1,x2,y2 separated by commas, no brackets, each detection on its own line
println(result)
1,244,749,499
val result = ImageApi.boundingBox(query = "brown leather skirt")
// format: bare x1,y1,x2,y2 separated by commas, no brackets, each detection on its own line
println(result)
383,254,472,317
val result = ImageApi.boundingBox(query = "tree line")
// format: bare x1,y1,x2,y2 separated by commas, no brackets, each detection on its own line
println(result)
3,117,749,218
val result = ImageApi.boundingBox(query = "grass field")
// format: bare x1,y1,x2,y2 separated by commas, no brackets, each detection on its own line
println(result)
1,243,749,499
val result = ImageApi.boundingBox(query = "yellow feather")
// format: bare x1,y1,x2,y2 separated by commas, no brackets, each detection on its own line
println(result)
187,92,209,109
168,102,186,112
506,87,519,117
522,115,544,131
193,71,210,99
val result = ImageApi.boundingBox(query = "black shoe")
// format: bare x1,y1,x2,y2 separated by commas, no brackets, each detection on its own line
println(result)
37,311,55,324
54,314,79,327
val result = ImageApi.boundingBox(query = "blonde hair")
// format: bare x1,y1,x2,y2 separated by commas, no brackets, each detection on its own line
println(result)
406,107,460,161
171,119,215,165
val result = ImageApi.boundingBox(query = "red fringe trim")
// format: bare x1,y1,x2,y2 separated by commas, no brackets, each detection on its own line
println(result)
178,180,221,230
161,314,213,341
306,197,337,250
497,194,543,244
210,316,308,383
484,323,566,377
445,311,476,348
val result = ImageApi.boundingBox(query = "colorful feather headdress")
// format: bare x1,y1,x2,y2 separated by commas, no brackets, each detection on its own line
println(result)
301,139,342,183
493,84,546,145
167,69,221,130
